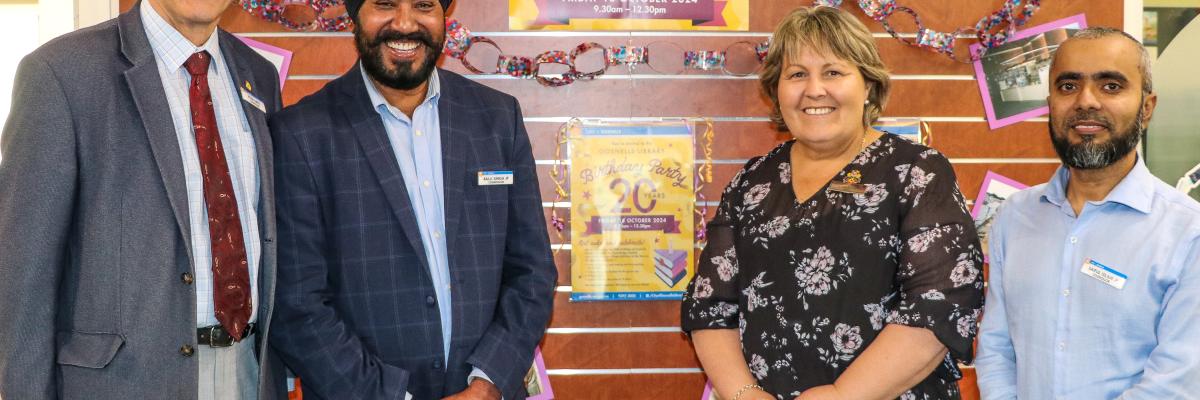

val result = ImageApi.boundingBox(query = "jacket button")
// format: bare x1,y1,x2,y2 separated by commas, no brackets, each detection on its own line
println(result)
425,295,436,306
181,272,194,285
180,344,194,357
433,360,442,370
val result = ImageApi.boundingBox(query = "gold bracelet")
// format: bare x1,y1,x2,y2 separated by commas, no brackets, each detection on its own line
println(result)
732,383,764,400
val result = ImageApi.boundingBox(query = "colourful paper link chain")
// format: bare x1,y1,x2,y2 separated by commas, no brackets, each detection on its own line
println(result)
239,0,352,32
814,0,1042,62
685,51,726,71
439,19,770,86
607,46,649,66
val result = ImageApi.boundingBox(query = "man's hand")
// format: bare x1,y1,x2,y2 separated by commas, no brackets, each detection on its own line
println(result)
794,384,844,400
442,377,502,400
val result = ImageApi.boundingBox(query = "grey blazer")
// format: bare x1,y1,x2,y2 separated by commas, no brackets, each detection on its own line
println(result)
0,4,284,399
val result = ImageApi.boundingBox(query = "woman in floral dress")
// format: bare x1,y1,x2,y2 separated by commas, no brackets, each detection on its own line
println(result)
681,6,984,400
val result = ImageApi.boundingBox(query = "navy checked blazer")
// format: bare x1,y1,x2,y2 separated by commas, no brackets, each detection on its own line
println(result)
268,66,557,400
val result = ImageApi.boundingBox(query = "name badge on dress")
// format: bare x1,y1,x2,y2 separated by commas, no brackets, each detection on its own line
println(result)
240,87,267,113
1080,258,1127,290
478,170,514,186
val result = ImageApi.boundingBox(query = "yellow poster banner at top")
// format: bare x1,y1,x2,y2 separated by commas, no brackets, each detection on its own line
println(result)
509,0,749,31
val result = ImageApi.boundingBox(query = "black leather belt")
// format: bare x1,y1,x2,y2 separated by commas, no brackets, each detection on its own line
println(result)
197,323,256,348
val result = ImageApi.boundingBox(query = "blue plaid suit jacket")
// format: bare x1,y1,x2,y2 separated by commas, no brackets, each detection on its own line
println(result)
269,66,556,400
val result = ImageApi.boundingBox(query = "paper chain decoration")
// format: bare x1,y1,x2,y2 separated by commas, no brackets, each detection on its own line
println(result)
814,0,1042,62
240,0,353,31
239,1,1040,68
443,20,770,87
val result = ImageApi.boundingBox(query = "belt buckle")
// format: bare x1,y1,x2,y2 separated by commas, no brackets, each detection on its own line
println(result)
210,325,234,348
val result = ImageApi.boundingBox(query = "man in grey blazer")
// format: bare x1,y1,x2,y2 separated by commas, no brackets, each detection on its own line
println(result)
0,1,284,399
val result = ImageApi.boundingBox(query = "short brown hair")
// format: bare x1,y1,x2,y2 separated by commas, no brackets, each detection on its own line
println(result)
760,6,891,129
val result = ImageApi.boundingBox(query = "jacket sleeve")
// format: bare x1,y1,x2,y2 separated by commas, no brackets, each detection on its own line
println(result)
0,53,77,399
268,114,411,400
464,98,557,400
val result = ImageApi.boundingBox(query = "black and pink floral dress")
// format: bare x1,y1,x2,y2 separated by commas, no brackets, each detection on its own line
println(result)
682,134,985,399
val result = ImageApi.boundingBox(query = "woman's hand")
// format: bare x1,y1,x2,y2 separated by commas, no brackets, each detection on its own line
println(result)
793,384,843,400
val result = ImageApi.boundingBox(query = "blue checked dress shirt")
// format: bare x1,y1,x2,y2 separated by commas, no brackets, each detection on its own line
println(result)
142,3,261,327
361,67,495,394
976,158,1200,399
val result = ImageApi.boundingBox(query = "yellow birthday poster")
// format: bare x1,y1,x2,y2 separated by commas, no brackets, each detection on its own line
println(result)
569,121,695,301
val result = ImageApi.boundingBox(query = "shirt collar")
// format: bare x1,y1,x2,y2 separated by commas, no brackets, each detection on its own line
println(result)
360,64,441,119
140,2,223,74
1040,156,1156,214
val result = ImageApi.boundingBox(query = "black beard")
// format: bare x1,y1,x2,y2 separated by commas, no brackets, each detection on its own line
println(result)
354,24,442,90
1049,99,1145,170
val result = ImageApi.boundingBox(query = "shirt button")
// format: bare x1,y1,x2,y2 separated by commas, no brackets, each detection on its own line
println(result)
433,231,441,239
1070,236,1078,244
423,180,431,187
1062,289,1070,297
1058,342,1067,351
181,272,194,285
180,344,195,357
415,130,423,137
425,295,436,306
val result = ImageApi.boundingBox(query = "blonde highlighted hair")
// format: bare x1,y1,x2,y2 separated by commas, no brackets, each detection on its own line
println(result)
760,6,891,129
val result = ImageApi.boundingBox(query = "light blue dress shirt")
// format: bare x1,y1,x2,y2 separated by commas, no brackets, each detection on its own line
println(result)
142,3,261,327
976,158,1200,400
361,67,493,394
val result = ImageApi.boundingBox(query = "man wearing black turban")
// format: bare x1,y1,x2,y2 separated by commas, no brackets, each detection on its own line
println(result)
268,1,558,399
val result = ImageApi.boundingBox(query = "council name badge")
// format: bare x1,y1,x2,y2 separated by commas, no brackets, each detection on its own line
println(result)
478,170,514,186
1080,258,1127,290
240,87,267,113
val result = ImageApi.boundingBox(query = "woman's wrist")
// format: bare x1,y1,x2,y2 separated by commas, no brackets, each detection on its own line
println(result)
731,383,768,400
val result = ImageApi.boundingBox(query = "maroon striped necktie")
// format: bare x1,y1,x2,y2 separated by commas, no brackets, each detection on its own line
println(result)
183,51,252,341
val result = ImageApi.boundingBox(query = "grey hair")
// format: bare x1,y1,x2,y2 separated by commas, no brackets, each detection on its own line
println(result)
1059,27,1154,94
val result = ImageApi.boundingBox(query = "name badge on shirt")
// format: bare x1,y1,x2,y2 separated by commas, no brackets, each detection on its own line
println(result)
478,170,514,186
1080,258,1127,290
240,87,267,113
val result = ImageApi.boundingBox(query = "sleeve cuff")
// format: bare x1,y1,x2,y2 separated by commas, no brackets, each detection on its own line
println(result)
469,367,504,400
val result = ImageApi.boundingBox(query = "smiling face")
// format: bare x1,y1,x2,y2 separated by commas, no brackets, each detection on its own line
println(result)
776,46,871,145
354,0,445,90
1048,36,1156,169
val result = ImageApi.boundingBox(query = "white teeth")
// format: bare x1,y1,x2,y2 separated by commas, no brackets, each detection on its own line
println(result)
386,41,420,51
803,107,834,115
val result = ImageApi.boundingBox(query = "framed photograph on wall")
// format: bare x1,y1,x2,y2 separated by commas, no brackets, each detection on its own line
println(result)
237,36,293,90
525,347,555,400
971,171,1029,262
971,14,1087,129
701,381,721,400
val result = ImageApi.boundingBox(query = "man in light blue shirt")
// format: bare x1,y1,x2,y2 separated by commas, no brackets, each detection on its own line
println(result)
976,27,1200,399
269,0,557,399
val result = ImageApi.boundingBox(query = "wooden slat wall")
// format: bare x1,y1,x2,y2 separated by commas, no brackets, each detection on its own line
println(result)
118,1,1121,398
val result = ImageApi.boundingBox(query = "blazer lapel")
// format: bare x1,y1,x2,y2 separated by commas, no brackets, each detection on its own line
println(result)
437,71,467,262
219,31,277,337
339,65,431,272
118,4,194,269
219,32,275,244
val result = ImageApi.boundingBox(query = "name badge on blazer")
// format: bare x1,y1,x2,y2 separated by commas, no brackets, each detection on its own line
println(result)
240,87,267,113
478,170,514,186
